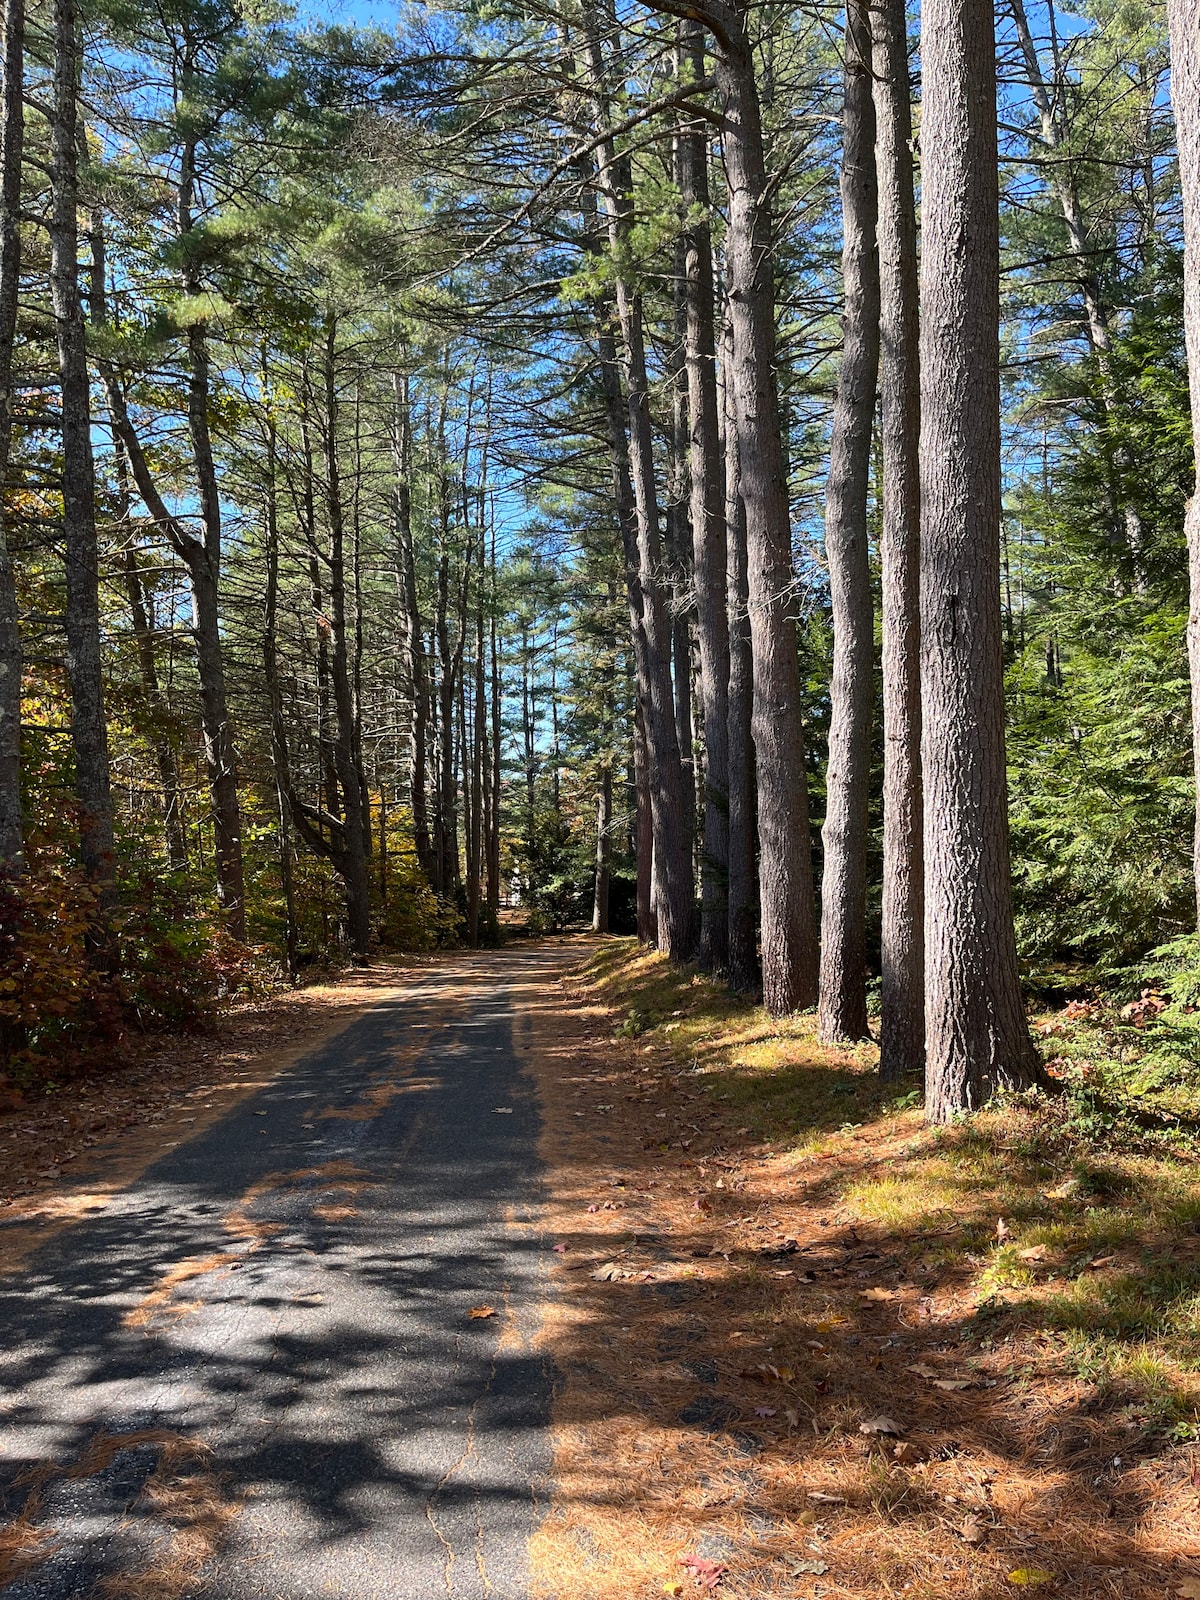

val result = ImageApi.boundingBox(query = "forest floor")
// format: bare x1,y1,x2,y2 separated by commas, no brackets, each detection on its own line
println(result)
528,939,1200,1600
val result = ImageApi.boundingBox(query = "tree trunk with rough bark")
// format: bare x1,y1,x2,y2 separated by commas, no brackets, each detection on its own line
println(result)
488,530,502,920
121,539,187,872
819,0,881,1044
920,0,1041,1120
634,699,656,943
0,0,22,871
1168,0,1200,927
873,0,924,1079
261,403,299,982
593,763,612,932
392,372,434,888
175,112,245,938
714,2,818,1014
580,0,696,961
323,318,372,960
723,313,757,992
680,17,731,974
51,0,114,901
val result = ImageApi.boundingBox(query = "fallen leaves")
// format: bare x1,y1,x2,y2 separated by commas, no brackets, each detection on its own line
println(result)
788,1557,828,1576
678,1553,726,1590
591,1261,634,1281
741,1362,795,1384
1007,1568,1055,1587
859,1415,903,1436
468,1304,496,1319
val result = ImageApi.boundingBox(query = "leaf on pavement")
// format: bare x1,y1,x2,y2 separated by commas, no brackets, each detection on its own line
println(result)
468,1305,496,1319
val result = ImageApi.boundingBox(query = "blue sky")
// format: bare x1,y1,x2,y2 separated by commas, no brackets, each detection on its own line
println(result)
300,1,399,26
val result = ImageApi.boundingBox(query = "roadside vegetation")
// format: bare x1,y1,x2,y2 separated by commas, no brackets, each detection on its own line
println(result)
589,938,1200,1424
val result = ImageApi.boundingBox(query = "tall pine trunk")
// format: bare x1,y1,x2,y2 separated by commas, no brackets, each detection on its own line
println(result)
723,312,757,992
1168,0,1200,928
0,0,22,870
176,115,244,938
919,0,1040,1119
873,0,924,1079
714,2,818,1013
593,763,612,932
580,1,696,960
393,372,434,887
680,18,731,973
261,401,299,982
819,0,881,1043
121,541,187,872
51,0,114,899
323,318,371,960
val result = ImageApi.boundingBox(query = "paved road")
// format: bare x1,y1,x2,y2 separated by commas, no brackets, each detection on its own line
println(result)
0,946,571,1600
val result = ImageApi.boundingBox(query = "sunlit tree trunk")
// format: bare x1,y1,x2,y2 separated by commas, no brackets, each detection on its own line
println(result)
722,311,757,992
920,0,1041,1119
392,371,434,888
51,0,114,901
176,98,245,937
0,0,23,871
593,763,612,932
261,399,299,982
819,0,880,1043
873,0,924,1079
680,17,731,973
323,317,371,959
580,0,696,961
713,0,818,1013
1169,0,1200,927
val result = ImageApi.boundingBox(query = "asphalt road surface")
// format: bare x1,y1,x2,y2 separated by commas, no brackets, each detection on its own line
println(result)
0,946,572,1600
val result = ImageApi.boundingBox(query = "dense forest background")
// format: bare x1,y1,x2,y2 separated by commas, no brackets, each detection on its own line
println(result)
1,0,1196,1108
